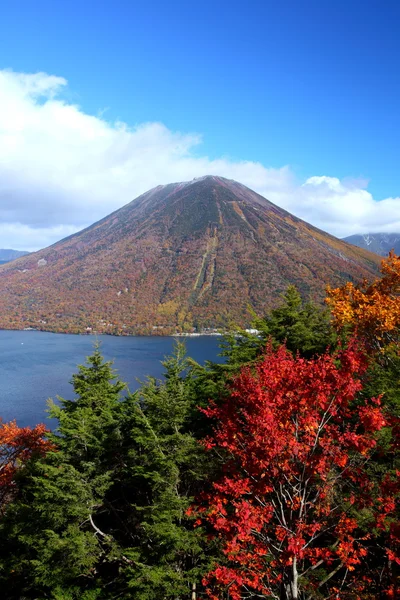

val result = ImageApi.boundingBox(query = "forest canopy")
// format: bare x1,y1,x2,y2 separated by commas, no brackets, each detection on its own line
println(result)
0,256,399,599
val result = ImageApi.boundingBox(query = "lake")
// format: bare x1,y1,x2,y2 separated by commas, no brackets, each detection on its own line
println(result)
0,330,223,428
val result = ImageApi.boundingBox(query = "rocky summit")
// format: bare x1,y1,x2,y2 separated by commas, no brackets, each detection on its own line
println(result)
0,176,380,334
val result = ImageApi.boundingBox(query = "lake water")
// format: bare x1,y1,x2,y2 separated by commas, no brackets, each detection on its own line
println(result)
0,331,223,428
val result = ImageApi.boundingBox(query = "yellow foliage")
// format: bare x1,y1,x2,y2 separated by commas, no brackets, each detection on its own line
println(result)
157,300,179,317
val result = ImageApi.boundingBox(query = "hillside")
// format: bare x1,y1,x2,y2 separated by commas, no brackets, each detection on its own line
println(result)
0,176,380,334
343,233,400,256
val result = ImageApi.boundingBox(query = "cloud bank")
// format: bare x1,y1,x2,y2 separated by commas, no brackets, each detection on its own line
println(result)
1,69,400,251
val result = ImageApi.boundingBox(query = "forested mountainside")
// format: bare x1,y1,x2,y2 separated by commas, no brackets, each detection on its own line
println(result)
0,176,380,334
343,232,400,256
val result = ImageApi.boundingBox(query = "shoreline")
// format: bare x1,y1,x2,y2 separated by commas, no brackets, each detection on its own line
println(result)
3,327,227,338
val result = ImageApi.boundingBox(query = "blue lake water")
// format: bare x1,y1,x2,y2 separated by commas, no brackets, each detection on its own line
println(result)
0,331,222,428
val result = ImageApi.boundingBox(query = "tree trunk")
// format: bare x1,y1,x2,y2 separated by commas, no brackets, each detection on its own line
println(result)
290,556,299,599
191,581,196,600
281,560,299,600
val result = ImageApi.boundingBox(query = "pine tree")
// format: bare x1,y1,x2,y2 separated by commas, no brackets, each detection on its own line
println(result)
0,345,127,598
49,343,126,473
0,343,215,599
110,341,216,599
188,286,337,424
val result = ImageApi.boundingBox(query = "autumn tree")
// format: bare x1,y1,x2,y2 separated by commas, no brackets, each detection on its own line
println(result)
325,252,400,597
0,419,51,513
326,251,400,351
195,342,398,600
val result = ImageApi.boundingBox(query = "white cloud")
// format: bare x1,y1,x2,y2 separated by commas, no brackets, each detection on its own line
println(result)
0,69,400,250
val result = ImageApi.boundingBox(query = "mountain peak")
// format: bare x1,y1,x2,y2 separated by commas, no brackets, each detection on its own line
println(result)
343,232,400,256
152,175,239,197
0,177,380,335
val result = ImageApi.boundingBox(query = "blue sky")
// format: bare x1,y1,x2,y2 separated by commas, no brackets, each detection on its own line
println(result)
1,0,400,249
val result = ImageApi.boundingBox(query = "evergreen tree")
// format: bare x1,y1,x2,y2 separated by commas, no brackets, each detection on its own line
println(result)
227,284,336,363
0,343,215,599
110,341,216,599
256,284,336,357
0,346,127,598
50,343,126,466
188,285,337,421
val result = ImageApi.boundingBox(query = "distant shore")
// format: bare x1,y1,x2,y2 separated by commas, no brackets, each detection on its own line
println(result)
17,327,259,338
174,331,223,337
17,326,227,338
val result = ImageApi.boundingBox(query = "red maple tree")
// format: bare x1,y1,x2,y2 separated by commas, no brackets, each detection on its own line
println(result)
196,342,399,599
0,419,52,512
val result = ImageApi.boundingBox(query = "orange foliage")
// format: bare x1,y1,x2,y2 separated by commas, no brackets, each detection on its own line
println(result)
0,420,53,511
327,251,400,349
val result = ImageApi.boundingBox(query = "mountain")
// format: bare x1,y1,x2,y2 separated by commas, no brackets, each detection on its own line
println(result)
0,249,29,265
0,176,380,335
343,233,400,257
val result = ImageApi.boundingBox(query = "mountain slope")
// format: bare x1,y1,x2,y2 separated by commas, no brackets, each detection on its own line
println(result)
0,176,380,334
343,233,400,256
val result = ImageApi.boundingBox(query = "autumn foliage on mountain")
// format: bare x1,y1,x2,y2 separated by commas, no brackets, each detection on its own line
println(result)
0,254,399,599
0,176,380,335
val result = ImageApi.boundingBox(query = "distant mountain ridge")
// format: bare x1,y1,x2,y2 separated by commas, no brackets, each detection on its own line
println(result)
0,176,380,335
0,249,29,265
343,233,400,256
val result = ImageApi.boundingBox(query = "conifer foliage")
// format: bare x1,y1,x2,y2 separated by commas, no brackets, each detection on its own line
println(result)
0,343,213,599
117,342,213,598
219,285,336,374
0,347,128,598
